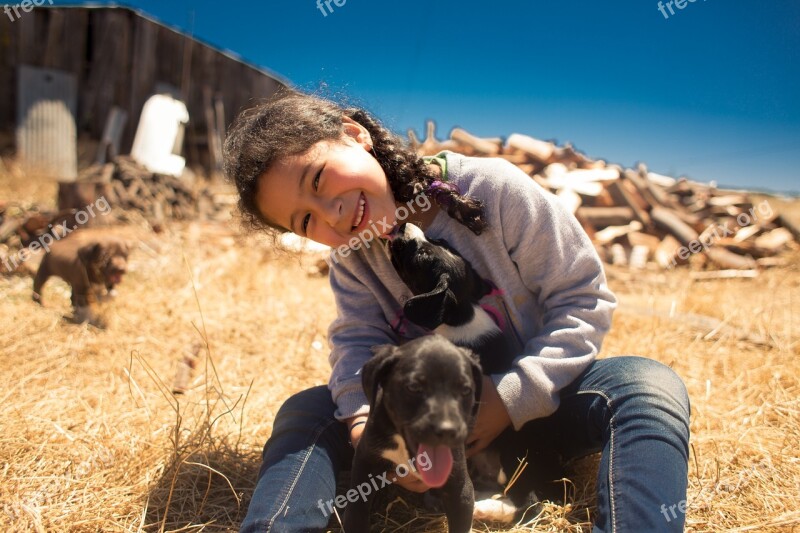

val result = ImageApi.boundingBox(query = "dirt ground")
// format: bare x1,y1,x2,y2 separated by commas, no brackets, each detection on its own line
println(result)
1,173,799,532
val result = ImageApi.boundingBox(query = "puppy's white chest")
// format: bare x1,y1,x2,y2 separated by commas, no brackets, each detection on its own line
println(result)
380,434,423,481
434,305,499,344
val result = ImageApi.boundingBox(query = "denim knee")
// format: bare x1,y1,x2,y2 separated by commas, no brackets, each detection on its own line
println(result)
626,356,690,415
607,356,691,449
268,386,340,443
242,386,349,533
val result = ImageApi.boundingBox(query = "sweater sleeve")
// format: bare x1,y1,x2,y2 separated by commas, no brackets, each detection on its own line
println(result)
327,258,398,421
490,162,618,429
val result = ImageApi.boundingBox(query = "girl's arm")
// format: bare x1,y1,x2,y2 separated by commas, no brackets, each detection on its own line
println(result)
327,258,399,423
492,162,618,429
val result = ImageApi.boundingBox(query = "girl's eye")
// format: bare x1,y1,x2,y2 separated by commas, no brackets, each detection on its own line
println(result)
302,214,311,234
313,168,322,190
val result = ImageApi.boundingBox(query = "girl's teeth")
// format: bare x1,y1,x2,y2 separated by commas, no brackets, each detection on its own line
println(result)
353,197,365,230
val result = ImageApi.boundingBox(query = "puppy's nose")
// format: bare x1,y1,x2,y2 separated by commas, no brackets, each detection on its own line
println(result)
434,420,460,441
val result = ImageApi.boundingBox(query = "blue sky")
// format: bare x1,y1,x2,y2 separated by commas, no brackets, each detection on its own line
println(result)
56,0,800,193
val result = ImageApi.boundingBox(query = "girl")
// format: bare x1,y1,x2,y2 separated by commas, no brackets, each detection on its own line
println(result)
224,90,691,533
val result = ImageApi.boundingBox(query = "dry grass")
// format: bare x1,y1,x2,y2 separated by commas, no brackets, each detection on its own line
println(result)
1,165,799,532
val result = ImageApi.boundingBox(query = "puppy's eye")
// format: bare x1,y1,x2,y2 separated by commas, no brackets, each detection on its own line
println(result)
407,383,422,393
461,385,473,396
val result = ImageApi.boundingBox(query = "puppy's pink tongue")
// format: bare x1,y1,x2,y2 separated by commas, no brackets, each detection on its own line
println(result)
416,444,453,488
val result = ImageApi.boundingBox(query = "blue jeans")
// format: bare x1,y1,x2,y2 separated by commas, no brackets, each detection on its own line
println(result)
240,356,691,533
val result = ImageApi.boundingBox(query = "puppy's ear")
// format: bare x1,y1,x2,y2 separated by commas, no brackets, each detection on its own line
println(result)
403,273,457,330
78,243,101,266
362,344,400,406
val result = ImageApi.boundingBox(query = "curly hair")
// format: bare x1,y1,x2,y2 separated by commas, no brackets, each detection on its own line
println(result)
222,89,486,236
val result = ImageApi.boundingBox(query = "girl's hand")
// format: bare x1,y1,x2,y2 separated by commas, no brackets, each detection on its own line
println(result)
466,375,512,457
347,415,368,449
346,415,430,493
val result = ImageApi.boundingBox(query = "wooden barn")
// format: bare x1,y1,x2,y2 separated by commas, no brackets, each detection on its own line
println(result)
0,5,288,179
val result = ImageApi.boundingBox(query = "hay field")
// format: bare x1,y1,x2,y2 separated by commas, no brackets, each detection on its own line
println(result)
1,171,799,532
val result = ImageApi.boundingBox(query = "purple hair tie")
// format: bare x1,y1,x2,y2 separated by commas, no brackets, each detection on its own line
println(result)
424,180,461,207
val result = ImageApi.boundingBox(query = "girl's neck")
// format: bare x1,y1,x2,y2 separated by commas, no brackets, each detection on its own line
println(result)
398,161,442,232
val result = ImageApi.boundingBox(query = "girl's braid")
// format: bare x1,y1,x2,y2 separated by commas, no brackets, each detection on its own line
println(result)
345,108,487,235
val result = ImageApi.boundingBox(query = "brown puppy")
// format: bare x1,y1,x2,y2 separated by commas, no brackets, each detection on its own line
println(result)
32,230,130,327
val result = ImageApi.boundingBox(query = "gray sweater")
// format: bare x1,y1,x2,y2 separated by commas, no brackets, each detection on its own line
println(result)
327,151,617,429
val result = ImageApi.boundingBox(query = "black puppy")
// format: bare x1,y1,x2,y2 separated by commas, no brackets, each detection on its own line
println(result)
387,222,516,373
387,222,564,522
343,335,483,533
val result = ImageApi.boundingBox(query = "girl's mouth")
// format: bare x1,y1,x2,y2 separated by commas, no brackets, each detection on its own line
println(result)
352,193,367,232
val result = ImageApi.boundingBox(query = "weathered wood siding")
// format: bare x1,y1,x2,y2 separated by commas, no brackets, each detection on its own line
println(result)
0,6,287,168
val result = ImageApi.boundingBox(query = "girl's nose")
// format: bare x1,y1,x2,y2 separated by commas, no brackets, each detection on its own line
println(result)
317,196,343,228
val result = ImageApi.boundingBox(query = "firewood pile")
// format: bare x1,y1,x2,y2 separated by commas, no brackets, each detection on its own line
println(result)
409,122,800,272
78,156,234,226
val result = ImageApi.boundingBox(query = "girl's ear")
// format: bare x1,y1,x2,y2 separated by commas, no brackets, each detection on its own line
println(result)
341,115,372,149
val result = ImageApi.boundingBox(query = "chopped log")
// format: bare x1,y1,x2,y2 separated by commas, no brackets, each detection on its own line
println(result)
594,221,643,246
707,195,750,207
651,207,697,245
774,214,800,241
705,247,757,270
505,133,556,162
756,256,787,268
608,180,651,227
733,224,761,242
556,143,595,167
610,243,628,266
577,207,635,227
690,270,758,281
556,188,582,214
655,234,682,268
624,168,664,208
754,227,793,252
652,207,757,269
450,128,501,155
627,231,662,253
716,239,770,259
629,245,649,270
495,153,531,165
419,120,443,156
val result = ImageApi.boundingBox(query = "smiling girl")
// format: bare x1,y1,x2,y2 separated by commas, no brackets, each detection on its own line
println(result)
224,89,690,533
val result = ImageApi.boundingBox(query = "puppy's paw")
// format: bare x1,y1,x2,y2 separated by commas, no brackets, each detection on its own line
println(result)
97,289,117,302
69,306,108,329
472,496,517,524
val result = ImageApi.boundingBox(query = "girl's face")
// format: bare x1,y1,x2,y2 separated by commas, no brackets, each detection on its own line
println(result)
256,118,399,248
